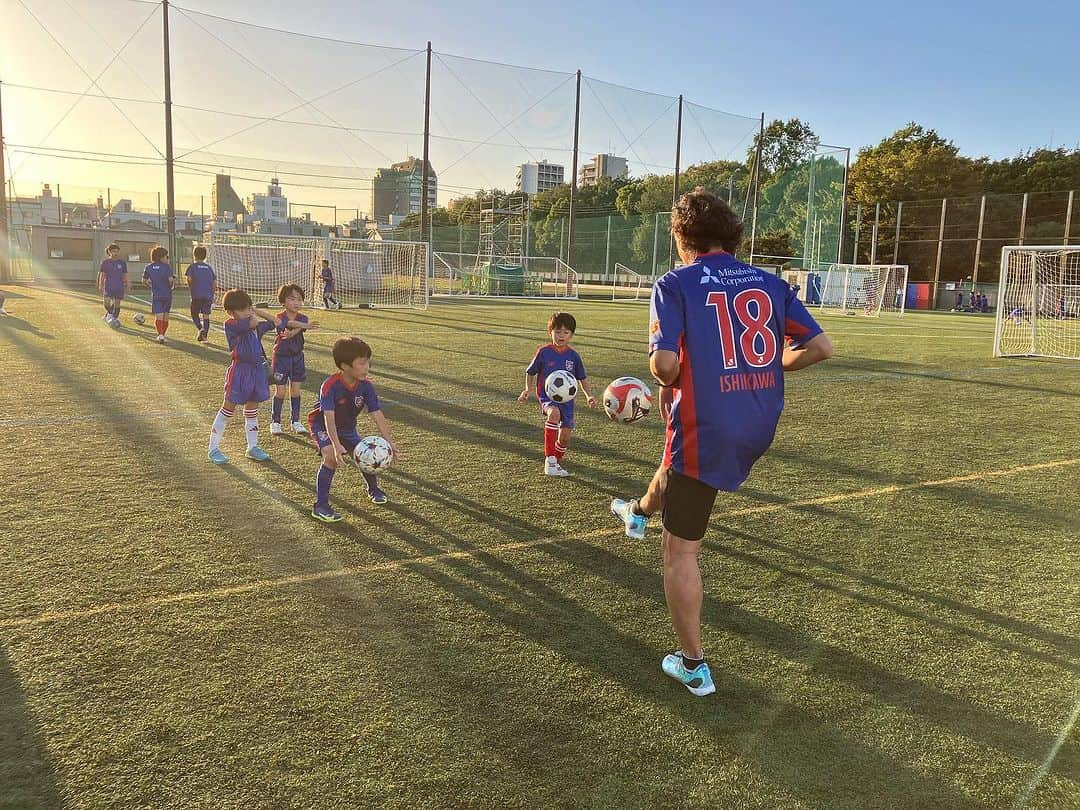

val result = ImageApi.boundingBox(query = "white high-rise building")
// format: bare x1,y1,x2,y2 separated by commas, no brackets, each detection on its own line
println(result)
515,161,565,195
248,177,288,225
580,154,627,187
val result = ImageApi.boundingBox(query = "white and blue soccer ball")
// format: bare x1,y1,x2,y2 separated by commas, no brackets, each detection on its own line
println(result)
603,376,652,424
354,436,393,474
544,370,578,403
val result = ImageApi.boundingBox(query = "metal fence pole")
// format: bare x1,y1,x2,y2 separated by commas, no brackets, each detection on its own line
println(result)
669,94,683,269
892,200,903,265
852,203,861,264
651,212,659,276
933,197,947,306
972,195,986,284
1064,190,1074,246
1019,192,1028,245
870,201,880,265
604,215,611,283
0,81,8,282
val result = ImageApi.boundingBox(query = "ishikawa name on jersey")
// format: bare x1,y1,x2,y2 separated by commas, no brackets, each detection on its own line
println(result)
649,251,822,492
526,344,587,404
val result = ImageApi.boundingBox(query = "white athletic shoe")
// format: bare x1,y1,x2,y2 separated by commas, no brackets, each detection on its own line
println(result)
269,421,284,435
544,456,570,477
155,334,166,344
292,421,308,434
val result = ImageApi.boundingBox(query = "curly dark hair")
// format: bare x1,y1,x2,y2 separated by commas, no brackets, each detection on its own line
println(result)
221,288,253,313
548,311,577,334
670,187,744,255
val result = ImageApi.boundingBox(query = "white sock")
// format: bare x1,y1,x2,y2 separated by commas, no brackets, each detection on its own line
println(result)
209,408,232,451
244,408,259,449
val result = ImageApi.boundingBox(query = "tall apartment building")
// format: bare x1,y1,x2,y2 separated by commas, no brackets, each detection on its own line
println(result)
371,157,437,222
515,161,565,195
579,154,628,187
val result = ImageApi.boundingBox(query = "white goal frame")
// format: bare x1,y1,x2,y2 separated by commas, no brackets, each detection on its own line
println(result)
204,232,428,309
812,263,908,317
430,252,578,300
993,245,1080,359
611,262,647,301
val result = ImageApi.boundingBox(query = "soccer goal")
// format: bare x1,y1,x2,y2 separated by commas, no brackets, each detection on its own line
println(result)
207,233,321,305
993,246,1080,359
431,252,578,300
205,233,428,309
812,263,908,316
611,262,648,301
325,238,428,309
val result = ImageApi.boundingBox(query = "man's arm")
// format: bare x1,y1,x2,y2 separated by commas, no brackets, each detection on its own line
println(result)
650,349,680,386
782,332,832,371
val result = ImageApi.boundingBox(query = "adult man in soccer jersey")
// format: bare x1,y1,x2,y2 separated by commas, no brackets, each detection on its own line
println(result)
611,188,833,696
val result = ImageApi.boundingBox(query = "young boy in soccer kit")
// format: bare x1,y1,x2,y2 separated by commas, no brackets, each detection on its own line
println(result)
518,312,596,477
270,283,319,435
185,246,217,342
319,259,342,310
142,245,175,343
97,243,129,327
308,337,400,521
207,289,281,464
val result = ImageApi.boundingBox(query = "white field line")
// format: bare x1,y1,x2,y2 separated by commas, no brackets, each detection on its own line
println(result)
1,457,1076,631
1012,696,1080,809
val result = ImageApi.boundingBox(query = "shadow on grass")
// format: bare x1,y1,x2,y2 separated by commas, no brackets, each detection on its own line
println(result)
0,645,63,808
0,315,55,340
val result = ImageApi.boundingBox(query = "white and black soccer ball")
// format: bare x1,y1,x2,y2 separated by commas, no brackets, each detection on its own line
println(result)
544,370,578,403
133,312,146,325
603,376,652,424
354,436,393,474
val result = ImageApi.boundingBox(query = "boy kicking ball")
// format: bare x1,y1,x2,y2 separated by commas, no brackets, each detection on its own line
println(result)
308,337,400,522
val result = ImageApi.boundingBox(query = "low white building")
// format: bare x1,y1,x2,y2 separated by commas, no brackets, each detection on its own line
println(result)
248,177,288,225
516,161,565,195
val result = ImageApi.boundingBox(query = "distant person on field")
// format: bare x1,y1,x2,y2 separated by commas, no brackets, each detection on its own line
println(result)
98,242,129,327
980,294,989,313
611,188,832,697
0,290,8,316
319,259,342,310
185,245,217,342
142,245,175,344
954,291,963,311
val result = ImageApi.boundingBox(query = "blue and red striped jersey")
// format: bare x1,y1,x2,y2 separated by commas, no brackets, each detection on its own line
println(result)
649,251,823,491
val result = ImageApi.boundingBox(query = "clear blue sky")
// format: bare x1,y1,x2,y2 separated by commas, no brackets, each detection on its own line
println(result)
175,0,1080,159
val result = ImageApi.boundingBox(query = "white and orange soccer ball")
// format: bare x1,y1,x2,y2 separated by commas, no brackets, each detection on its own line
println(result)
354,436,393,474
603,377,652,424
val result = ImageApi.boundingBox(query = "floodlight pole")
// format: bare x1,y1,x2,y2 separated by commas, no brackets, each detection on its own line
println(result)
163,0,176,252
669,94,682,269
566,70,581,294
421,42,432,257
0,81,8,282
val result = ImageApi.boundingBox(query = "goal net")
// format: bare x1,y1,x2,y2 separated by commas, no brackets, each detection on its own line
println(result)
994,246,1080,359
325,238,428,309
611,262,648,301
205,233,428,309
431,253,578,299
207,233,321,305
811,263,908,316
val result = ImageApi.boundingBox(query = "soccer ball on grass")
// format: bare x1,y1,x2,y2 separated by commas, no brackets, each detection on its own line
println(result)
603,376,652,424
354,436,393,474
133,313,146,325
544,370,578,403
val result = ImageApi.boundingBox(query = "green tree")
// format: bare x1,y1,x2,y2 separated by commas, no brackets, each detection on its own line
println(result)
849,124,980,204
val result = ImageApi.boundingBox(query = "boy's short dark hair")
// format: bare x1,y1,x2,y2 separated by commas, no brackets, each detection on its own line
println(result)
151,245,168,263
222,288,253,313
193,245,207,262
321,259,330,265
277,283,305,304
333,337,372,369
106,243,119,253
548,311,577,334
671,187,744,255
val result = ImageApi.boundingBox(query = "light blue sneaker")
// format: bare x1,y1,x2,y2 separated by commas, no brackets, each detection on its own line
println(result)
610,498,647,540
245,445,270,461
208,448,229,465
661,651,715,697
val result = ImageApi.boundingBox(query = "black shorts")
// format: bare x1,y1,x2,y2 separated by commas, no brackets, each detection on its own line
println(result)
661,468,718,541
